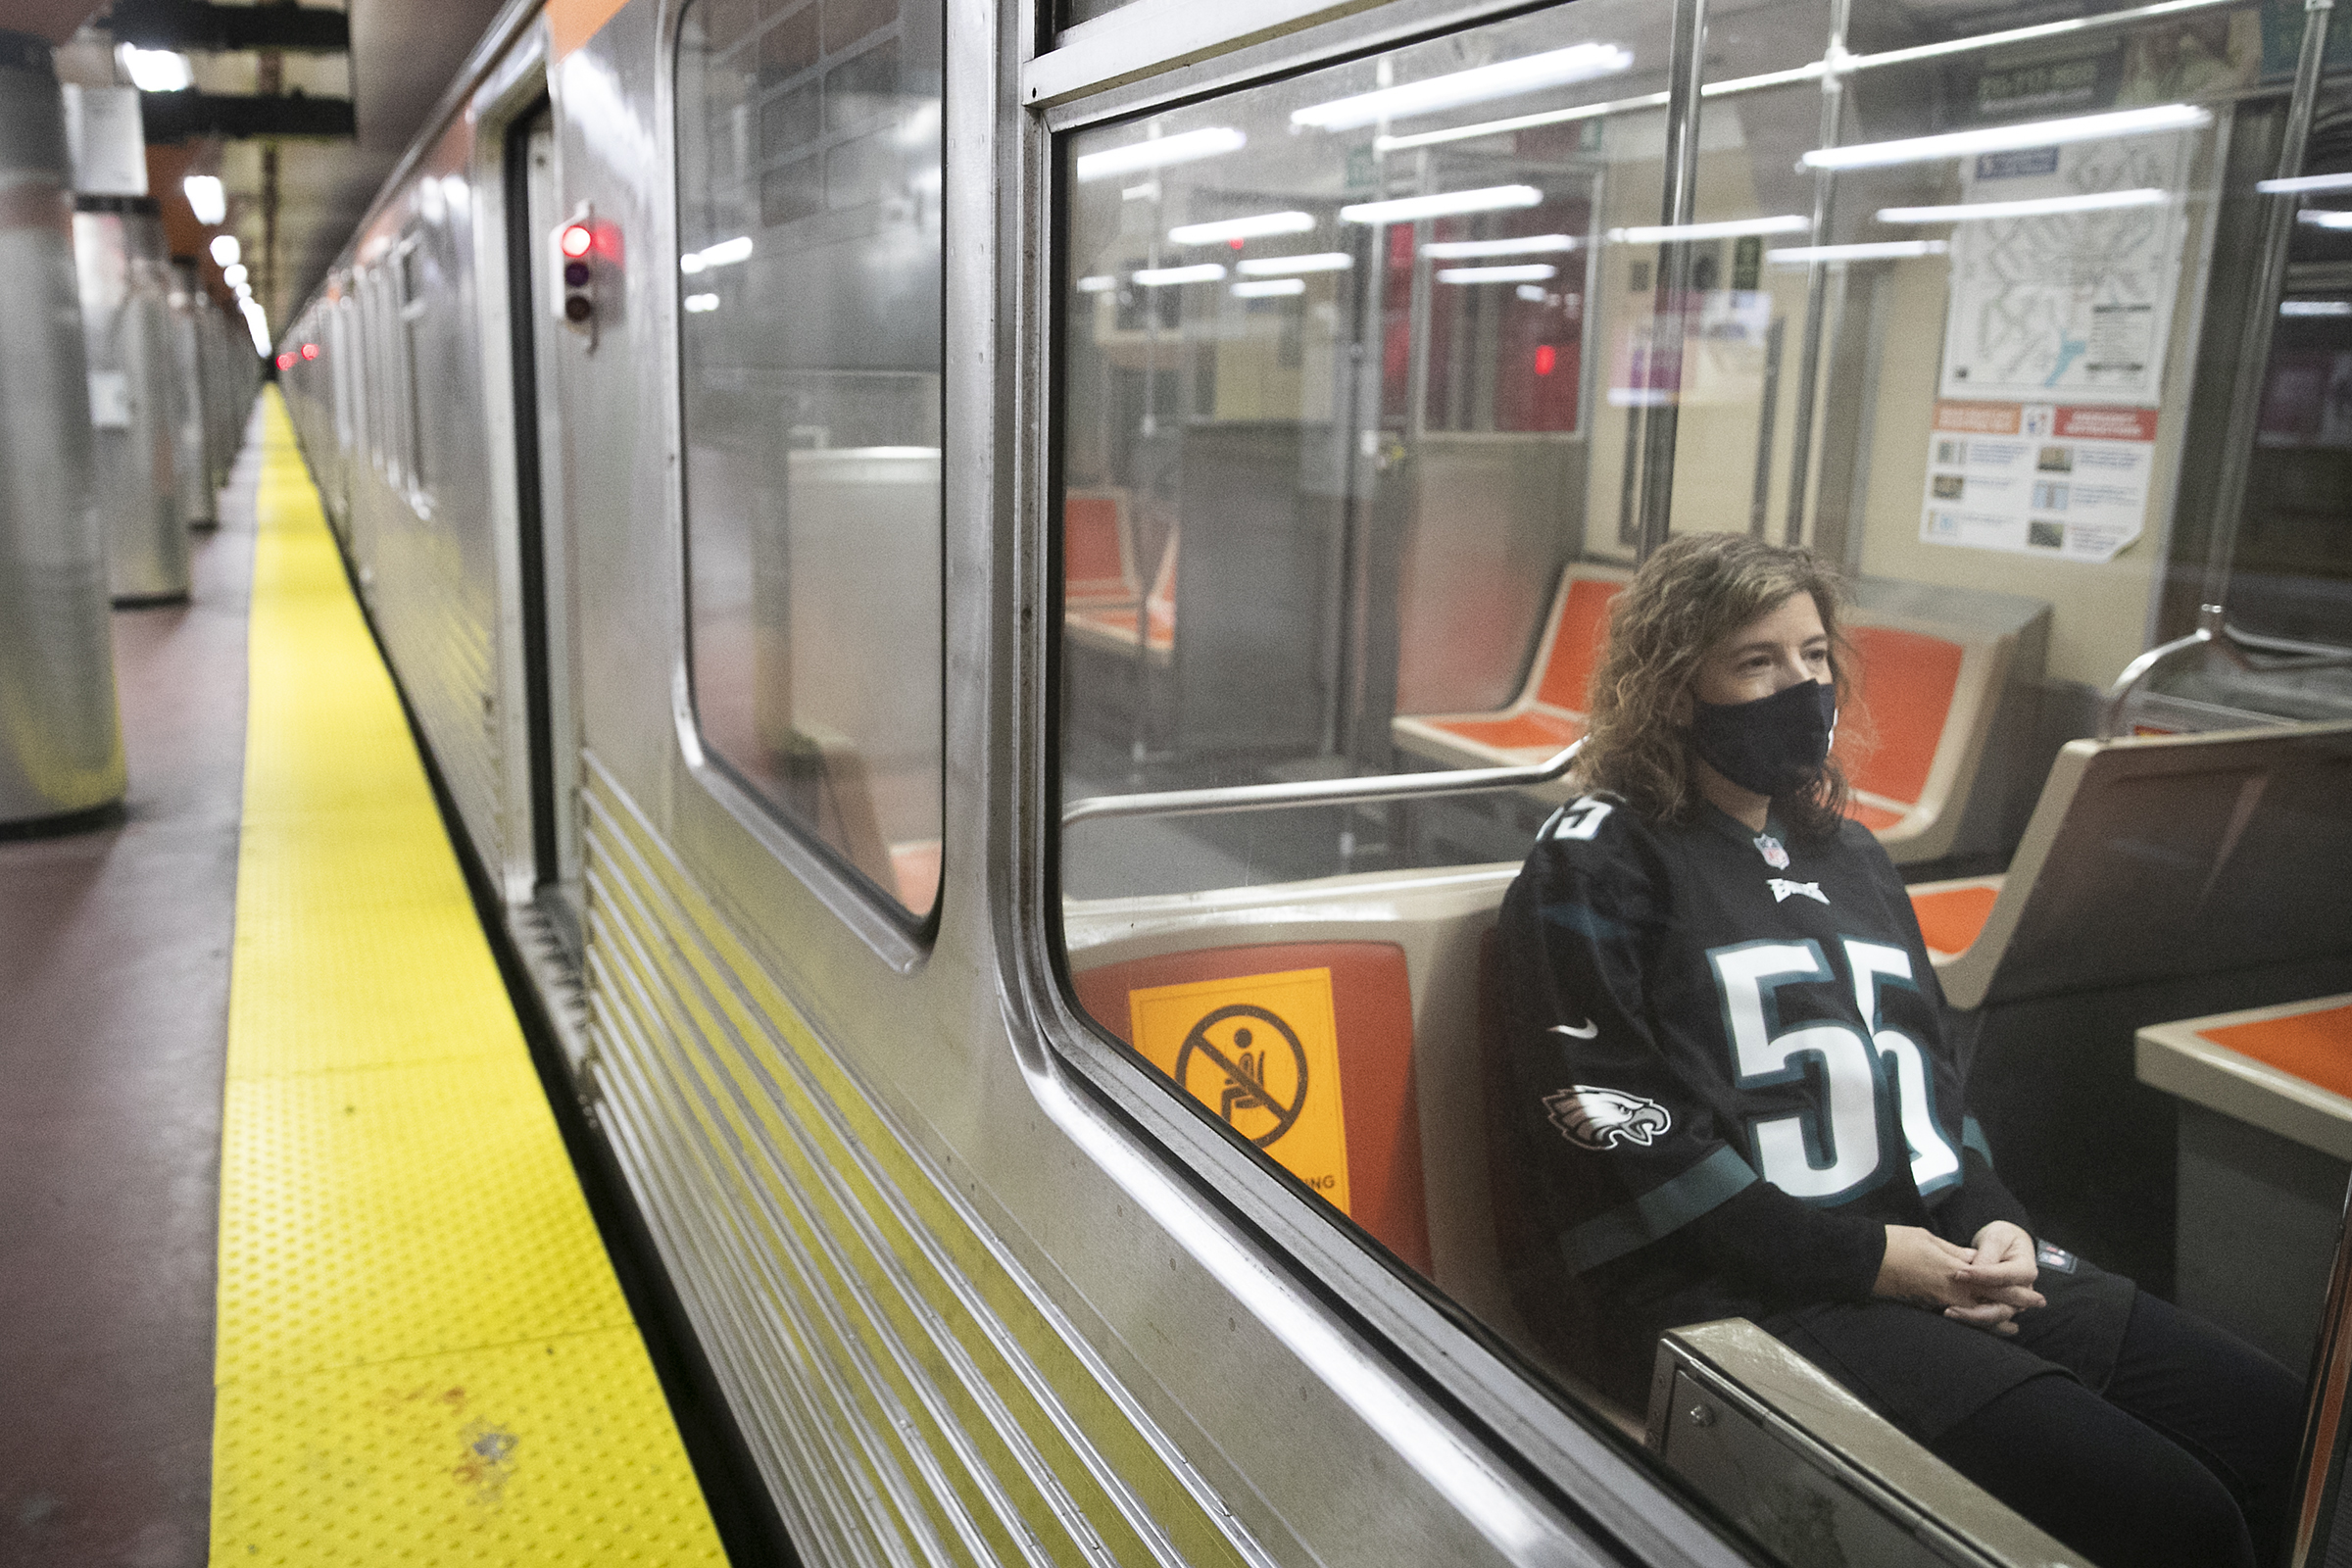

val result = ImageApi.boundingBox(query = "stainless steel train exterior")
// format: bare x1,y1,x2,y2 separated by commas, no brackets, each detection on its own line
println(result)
272,0,2352,1561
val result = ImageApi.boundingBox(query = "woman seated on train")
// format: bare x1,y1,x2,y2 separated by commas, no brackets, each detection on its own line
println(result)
1494,533,2302,1568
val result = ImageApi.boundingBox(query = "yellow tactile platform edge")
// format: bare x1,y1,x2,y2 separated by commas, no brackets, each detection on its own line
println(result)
210,392,725,1565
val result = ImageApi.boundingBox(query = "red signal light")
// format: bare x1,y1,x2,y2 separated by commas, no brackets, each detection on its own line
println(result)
1533,344,1557,377
275,351,295,370
300,342,318,361
559,223,594,259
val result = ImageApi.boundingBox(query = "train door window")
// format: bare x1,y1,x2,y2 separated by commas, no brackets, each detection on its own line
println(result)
674,0,947,920
1054,0,2286,1504
393,234,434,510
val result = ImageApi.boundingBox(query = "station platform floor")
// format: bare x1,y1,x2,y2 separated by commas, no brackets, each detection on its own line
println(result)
0,394,727,1567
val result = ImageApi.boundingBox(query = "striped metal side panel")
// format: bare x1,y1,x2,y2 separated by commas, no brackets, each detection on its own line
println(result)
580,761,1267,1568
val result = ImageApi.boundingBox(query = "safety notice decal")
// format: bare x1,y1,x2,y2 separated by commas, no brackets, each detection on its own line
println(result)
1919,399,2155,563
1127,967,1351,1215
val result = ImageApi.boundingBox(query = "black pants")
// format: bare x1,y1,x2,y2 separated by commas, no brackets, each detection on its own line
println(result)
1929,1292,2304,1568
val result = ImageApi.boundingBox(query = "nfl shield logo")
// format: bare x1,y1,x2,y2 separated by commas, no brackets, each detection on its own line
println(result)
1754,834,1789,869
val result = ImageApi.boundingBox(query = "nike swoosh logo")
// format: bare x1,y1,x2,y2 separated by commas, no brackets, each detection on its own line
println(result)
1550,1019,1599,1039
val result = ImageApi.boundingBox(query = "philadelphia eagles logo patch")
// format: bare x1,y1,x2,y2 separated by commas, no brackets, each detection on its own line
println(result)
1545,1086,1672,1152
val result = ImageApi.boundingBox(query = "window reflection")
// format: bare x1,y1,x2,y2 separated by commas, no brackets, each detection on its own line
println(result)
678,0,946,917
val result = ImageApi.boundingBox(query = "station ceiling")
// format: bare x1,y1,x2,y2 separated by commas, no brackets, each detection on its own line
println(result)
30,0,508,345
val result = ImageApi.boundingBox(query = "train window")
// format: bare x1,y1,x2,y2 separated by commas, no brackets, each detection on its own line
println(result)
393,235,435,510
674,0,947,919
1054,0,2310,1489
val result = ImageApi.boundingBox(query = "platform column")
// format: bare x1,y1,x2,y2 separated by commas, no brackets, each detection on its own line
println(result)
0,30,126,828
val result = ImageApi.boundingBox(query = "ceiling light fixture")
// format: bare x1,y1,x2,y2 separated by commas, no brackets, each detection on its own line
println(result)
1131,263,1227,286
1878,188,2166,222
183,173,225,225
1075,127,1247,183
1293,43,1634,131
1801,103,2208,172
1167,211,1315,245
1607,215,1810,243
1422,233,1578,259
1437,263,1557,283
1235,253,1354,275
1765,239,1948,264
1341,185,1543,225
1233,277,1307,297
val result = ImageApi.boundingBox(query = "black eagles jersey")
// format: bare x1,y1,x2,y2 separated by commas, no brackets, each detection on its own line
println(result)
1496,793,1996,1285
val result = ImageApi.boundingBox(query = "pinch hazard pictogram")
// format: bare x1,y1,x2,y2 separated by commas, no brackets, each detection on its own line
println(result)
1127,967,1351,1215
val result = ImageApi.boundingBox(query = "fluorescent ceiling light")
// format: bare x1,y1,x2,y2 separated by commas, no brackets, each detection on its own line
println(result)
1878,188,2166,222
683,293,720,313
1168,211,1314,245
1371,61,1824,154
1121,182,1159,203
182,174,225,225
233,281,251,298
1233,277,1306,298
1075,127,1246,183
1766,239,1948,264
1801,103,2208,172
1075,274,1117,292
1516,284,1549,302
2260,172,2352,195
2297,210,2352,230
221,262,247,287
210,233,240,267
1132,263,1226,286
1292,43,1634,132
1236,253,1353,276
1422,233,1577,258
240,298,270,356
117,44,192,92
1438,263,1557,283
1341,185,1543,225
1608,215,1810,243
681,236,753,272
2280,299,2352,316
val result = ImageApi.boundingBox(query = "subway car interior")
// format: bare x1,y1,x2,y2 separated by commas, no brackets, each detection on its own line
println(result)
7,0,2352,1559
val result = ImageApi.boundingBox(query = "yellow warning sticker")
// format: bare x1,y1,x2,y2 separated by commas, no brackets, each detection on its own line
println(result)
1127,967,1350,1215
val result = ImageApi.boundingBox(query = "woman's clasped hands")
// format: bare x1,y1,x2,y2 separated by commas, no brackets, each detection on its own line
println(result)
1875,1220,2046,1335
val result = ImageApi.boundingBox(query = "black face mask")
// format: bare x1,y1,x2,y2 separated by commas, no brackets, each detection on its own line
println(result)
1689,679,1838,798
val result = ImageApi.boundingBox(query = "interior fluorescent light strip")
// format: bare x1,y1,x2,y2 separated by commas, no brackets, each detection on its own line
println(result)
1132,263,1226,286
1075,127,1247,183
1608,215,1810,244
680,235,753,272
1168,211,1314,245
1879,188,2166,222
1438,264,1557,283
1422,234,1578,259
1235,253,1353,275
1374,61,1830,154
1766,240,1948,264
2280,299,2352,316
1075,275,1117,292
183,174,226,225
2260,172,2352,195
2298,210,2352,229
1233,278,1307,298
1293,43,1634,132
1801,103,2207,172
1342,185,1543,225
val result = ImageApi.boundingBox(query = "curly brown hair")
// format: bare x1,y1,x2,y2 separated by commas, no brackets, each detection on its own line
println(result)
1574,534,1855,839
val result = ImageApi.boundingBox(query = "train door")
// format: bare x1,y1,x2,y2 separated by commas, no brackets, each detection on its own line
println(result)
504,102,584,956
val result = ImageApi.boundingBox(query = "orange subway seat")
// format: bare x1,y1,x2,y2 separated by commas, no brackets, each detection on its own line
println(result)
2201,1005,2352,1101
1910,883,1999,958
1064,490,1139,609
1393,568,1628,770
1837,624,1966,824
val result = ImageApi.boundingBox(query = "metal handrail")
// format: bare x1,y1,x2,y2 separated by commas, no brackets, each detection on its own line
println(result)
1062,741,1584,827
2098,604,2352,738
